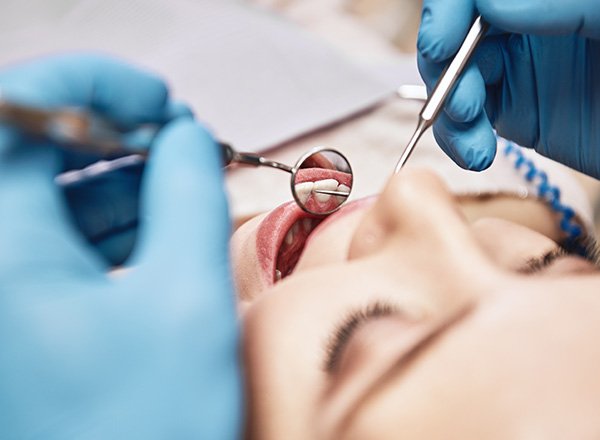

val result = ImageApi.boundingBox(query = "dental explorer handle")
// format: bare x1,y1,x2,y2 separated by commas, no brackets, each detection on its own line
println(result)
394,15,489,173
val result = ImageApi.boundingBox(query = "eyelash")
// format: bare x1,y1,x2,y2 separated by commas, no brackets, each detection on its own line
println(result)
521,235,600,274
323,301,398,374
520,248,568,274
564,235,600,266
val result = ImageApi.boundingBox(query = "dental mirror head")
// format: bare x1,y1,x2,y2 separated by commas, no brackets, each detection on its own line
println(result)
291,147,353,216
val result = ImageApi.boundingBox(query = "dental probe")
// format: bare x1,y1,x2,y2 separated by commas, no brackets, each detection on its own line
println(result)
394,16,489,173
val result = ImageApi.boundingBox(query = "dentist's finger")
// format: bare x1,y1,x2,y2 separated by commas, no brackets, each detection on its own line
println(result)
131,118,231,276
0,129,102,277
418,52,487,124
432,110,497,171
0,54,182,126
417,0,477,63
477,0,600,39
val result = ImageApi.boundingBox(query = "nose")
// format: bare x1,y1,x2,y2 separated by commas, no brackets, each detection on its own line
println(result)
348,168,473,260
346,168,500,306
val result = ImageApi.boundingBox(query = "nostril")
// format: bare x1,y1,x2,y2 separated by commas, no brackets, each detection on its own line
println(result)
347,168,462,261
347,221,386,261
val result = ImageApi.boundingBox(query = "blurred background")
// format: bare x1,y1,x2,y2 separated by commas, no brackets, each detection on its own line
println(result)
0,0,422,52
2,0,599,231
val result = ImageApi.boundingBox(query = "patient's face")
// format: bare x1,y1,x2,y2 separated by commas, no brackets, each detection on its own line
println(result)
231,169,600,439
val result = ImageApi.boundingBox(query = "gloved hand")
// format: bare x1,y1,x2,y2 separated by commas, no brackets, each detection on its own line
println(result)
0,55,242,438
416,0,600,177
0,54,193,265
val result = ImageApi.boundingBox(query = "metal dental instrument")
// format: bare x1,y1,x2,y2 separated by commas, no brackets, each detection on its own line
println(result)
0,98,353,216
0,96,156,159
222,144,353,215
394,16,490,173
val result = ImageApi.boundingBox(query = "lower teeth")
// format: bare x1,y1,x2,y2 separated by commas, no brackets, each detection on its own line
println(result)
275,269,282,281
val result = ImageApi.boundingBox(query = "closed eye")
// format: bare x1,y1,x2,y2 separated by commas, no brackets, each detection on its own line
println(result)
519,248,568,274
323,301,399,374
519,235,600,275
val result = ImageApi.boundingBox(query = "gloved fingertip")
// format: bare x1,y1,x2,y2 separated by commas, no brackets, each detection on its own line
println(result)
416,7,434,55
464,147,495,171
166,100,194,121
433,129,469,169
417,35,447,62
480,146,497,170
433,112,497,172
417,15,445,61
446,98,483,124
416,1,476,62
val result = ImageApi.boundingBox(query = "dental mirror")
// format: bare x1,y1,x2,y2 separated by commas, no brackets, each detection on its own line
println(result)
291,148,353,216
0,99,355,216
222,144,353,216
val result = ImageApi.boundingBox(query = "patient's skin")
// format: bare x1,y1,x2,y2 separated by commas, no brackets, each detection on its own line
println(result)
231,169,600,439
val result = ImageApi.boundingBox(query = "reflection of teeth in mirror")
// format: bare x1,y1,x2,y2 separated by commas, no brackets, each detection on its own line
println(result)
313,179,339,203
336,184,351,204
295,181,314,205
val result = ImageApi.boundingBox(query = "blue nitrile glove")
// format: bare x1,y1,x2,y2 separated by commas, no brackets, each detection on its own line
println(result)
0,54,193,266
416,0,600,177
0,55,242,439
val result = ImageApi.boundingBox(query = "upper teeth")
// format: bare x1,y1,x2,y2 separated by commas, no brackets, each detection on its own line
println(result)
313,179,339,202
294,179,349,204
295,181,314,205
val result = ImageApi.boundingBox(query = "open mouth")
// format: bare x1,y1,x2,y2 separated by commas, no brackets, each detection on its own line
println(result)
255,193,374,286
255,201,324,285
255,166,353,285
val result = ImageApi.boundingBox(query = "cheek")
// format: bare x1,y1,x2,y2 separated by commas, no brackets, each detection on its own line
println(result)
470,218,557,271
